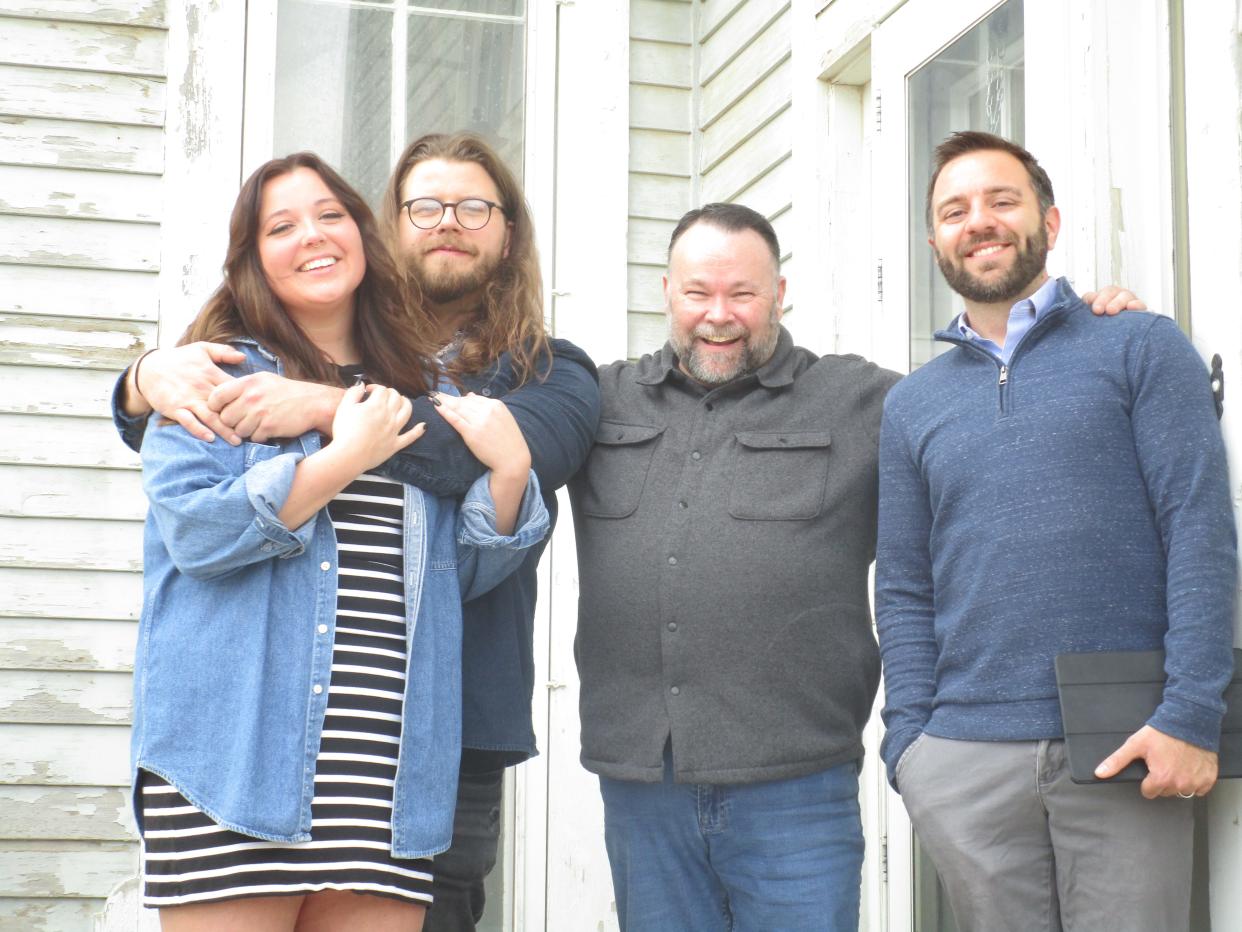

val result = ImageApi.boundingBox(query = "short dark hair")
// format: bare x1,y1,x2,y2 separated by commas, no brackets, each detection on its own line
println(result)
668,202,781,268
925,131,1055,230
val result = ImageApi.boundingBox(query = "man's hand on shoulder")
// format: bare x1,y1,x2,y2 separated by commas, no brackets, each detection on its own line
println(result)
127,342,246,443
1094,724,1218,800
1082,285,1148,317
208,372,344,443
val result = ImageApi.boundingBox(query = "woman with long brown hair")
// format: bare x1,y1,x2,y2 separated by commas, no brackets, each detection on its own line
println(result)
131,153,547,931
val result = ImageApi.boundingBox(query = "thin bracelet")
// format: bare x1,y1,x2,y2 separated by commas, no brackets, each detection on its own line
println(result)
131,348,157,404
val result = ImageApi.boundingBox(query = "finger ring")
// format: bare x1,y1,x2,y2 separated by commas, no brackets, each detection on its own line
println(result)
1178,791,1195,799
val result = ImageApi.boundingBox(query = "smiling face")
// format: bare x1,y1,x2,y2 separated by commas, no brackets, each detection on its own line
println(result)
664,222,786,385
929,148,1060,307
397,158,512,307
256,167,365,325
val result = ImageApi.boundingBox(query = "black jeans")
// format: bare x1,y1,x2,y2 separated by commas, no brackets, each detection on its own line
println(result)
424,769,505,931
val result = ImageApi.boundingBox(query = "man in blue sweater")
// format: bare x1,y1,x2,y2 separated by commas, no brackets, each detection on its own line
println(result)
876,131,1236,932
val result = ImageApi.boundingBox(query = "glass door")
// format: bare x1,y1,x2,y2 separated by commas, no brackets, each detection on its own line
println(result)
243,1,529,208
871,0,1024,376
871,1,1025,928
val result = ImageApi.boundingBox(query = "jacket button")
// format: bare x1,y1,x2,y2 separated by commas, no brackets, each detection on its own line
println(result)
668,556,677,566
691,451,702,461
667,622,678,632
670,686,680,696
481,386,492,396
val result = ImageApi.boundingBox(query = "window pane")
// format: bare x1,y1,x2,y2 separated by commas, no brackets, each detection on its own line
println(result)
907,0,1024,368
405,12,526,181
273,1,394,205
417,0,523,14
269,1,528,207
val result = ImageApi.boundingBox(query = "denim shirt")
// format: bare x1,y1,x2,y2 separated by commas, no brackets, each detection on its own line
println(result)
131,339,549,858
114,338,601,767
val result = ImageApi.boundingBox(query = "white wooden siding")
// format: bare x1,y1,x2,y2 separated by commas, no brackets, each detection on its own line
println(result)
0,1,164,925
697,0,793,318
626,0,795,358
627,0,693,358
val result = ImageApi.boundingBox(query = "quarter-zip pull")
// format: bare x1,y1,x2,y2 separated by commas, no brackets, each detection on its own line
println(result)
998,364,1009,387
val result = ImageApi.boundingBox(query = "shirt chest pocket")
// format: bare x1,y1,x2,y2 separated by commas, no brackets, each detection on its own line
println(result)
578,421,666,518
729,430,832,520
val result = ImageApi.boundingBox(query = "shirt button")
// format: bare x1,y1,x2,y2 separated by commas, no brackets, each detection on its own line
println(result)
320,561,330,571
261,542,275,552
481,386,492,396
667,622,678,632
668,556,677,566
317,624,328,635
678,500,688,509
691,451,702,461
670,686,680,696
312,684,323,695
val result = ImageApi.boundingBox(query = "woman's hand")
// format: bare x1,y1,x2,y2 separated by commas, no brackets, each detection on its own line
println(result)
432,392,532,478
330,382,425,474
277,384,424,531
433,392,531,534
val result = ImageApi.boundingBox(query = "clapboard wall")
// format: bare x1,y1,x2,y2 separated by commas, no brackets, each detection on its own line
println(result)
626,0,794,358
0,1,164,928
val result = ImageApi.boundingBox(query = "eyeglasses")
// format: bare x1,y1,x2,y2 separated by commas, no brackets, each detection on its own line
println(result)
401,197,505,231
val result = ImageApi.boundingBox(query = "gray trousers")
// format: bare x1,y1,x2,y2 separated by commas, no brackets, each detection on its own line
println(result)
897,734,1193,932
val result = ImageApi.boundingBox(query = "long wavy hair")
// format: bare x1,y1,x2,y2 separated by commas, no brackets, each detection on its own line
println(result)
182,152,438,397
380,132,550,384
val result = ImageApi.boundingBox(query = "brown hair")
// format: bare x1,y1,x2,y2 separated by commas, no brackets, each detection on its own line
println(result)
182,152,438,397
925,131,1055,230
380,132,550,384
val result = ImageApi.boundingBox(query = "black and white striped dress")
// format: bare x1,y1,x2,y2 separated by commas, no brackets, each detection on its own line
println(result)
139,473,435,907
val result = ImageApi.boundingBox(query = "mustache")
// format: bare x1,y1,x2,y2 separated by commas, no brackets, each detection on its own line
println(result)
959,234,1016,257
419,237,477,257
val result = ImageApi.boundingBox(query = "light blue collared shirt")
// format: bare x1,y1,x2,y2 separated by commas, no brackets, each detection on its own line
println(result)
956,276,1060,364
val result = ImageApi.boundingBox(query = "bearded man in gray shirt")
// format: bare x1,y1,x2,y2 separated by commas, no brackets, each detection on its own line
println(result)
569,203,897,931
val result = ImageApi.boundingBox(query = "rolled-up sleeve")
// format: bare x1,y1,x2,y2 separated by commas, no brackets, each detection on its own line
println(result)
456,470,549,601
142,424,316,580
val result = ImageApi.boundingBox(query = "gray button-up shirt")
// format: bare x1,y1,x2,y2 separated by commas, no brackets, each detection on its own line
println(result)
570,327,901,784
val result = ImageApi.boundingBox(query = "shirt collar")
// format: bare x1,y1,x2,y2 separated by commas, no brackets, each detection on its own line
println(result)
954,274,1061,341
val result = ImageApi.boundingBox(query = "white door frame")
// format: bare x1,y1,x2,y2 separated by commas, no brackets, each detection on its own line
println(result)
869,1,1016,926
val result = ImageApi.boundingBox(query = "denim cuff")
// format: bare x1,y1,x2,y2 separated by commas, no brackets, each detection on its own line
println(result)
459,470,549,549
244,449,315,557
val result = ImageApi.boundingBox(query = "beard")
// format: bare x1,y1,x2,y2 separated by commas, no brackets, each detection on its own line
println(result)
670,303,781,385
407,245,504,304
937,224,1049,304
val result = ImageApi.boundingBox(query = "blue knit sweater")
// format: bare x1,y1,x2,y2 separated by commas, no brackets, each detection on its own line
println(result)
876,278,1236,788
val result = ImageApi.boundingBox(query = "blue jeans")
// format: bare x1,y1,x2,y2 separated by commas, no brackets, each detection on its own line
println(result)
599,750,864,932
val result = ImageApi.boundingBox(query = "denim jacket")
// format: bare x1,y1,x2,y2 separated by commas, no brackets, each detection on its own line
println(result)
131,339,549,858
115,338,600,768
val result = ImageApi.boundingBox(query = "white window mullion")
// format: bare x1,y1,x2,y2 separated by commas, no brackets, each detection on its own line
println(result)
391,0,408,163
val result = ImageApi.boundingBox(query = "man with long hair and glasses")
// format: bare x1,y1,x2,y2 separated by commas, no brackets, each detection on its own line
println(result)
113,133,600,930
